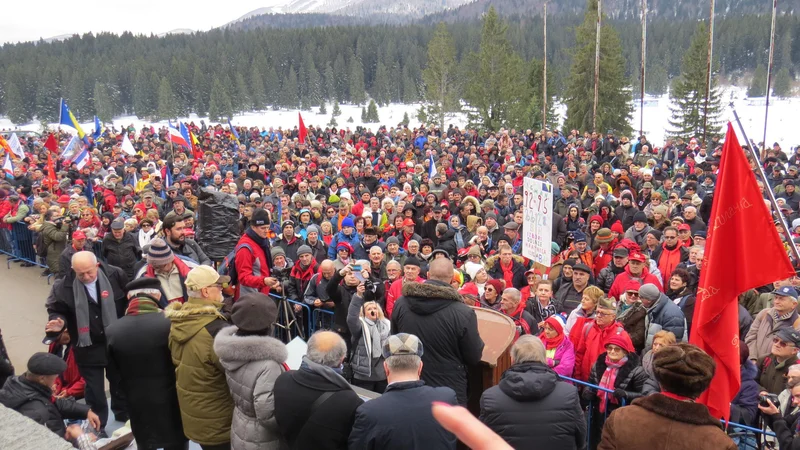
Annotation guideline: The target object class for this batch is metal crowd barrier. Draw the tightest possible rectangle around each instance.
[560,375,775,449]
[312,308,335,333]
[1,223,52,284]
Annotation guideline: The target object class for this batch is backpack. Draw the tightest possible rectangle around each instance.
[218,243,252,286]
[35,233,48,258]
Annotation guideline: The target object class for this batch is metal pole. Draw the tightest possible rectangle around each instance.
[703,0,716,145]
[763,0,778,151]
[593,0,602,132]
[640,0,647,137]
[731,106,800,262]
[543,2,548,136]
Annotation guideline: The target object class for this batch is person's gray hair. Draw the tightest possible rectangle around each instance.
[386,260,402,270]
[789,364,800,388]
[503,288,521,303]
[407,239,418,247]
[71,251,97,267]
[306,331,347,368]
[385,354,422,373]
[510,335,547,365]
[435,223,448,235]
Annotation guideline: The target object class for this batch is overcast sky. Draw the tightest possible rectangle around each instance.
[1,1,275,44]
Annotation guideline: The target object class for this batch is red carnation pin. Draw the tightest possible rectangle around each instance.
[101,290,109,298]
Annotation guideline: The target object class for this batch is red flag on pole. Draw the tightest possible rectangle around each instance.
[46,152,57,186]
[44,133,59,153]
[298,113,307,144]
[690,123,795,421]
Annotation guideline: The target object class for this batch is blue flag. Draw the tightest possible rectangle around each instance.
[92,116,102,140]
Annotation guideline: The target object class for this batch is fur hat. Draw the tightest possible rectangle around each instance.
[652,343,716,399]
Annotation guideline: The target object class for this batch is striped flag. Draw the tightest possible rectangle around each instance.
[2,153,13,178]
[73,148,90,170]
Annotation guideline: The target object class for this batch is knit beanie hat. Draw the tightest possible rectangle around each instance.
[610,222,624,234]
[306,224,321,236]
[341,217,355,228]
[232,293,278,333]
[271,247,286,260]
[147,238,173,266]
[544,315,565,336]
[604,331,635,354]
[463,261,484,281]
[633,211,648,224]
[297,245,312,257]
[486,279,505,294]
[466,245,482,258]
[653,204,669,217]
[386,236,400,246]
[652,343,716,399]
[589,214,604,225]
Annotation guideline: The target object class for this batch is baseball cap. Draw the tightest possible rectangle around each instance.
[677,224,691,232]
[185,265,231,290]
[382,333,424,359]
[773,286,799,301]
[628,251,646,262]
[110,218,125,230]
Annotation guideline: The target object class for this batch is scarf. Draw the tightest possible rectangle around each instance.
[245,227,274,272]
[539,316,565,350]
[658,243,683,283]
[360,315,390,359]
[138,228,155,248]
[125,296,160,316]
[73,268,117,347]
[598,355,627,413]
[499,259,515,290]
[300,356,353,391]
[290,259,319,281]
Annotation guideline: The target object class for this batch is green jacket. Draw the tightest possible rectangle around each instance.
[165,298,233,446]
[40,221,68,273]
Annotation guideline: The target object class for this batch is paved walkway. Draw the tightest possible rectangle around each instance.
[0,259,52,370]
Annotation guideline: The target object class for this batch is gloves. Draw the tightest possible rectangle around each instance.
[613,388,627,400]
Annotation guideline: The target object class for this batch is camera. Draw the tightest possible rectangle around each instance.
[759,393,780,408]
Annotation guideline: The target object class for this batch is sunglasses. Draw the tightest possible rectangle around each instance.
[485,287,495,292]
[626,291,640,297]
[774,338,796,348]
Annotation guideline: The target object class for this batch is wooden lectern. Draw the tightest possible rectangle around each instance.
[466,307,517,416]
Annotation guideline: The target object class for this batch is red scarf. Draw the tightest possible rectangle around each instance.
[598,355,627,413]
[500,259,515,290]
[539,316,565,350]
[660,391,694,402]
[657,243,683,283]
[290,259,319,281]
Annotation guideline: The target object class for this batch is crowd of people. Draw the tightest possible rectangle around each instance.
[0,121,799,449]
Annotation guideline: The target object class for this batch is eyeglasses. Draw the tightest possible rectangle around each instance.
[626,291,640,297]
[606,346,625,353]
[485,287,495,292]
[596,311,615,318]
[774,338,796,348]
[141,223,152,228]
[664,235,677,240]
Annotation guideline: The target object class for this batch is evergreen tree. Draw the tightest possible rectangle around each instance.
[361,107,368,122]
[773,67,793,98]
[301,96,311,111]
[304,53,322,106]
[402,65,419,103]
[423,23,460,131]
[328,114,338,127]
[250,65,267,110]
[234,72,252,113]
[209,77,233,122]
[324,62,336,101]
[417,106,428,124]
[333,55,347,102]
[133,69,156,119]
[564,0,632,135]
[349,56,367,105]
[646,65,669,96]
[668,22,723,140]
[281,66,299,109]
[94,81,117,123]
[332,100,342,117]
[462,7,528,131]
[4,81,30,124]
[347,116,354,123]
[524,59,558,132]
[366,99,380,122]
[35,68,62,123]
[748,64,767,97]
[402,111,410,126]
[319,102,327,114]
[157,77,178,120]
[192,65,210,117]
[263,67,280,109]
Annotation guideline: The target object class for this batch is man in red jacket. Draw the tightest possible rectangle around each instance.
[234,209,280,300]
[44,322,85,399]
[386,257,426,318]
[607,251,663,300]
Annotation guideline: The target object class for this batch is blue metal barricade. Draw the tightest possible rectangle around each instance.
[266,293,311,343]
[312,308,335,333]
[5,222,48,269]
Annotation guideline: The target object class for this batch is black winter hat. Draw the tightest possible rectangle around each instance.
[633,211,648,224]
[251,209,270,226]
[231,293,278,333]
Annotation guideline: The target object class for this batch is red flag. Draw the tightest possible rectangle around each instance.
[44,133,59,153]
[298,113,307,144]
[46,152,57,185]
[690,123,795,420]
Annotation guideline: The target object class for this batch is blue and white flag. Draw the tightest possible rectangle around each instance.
[428,153,438,179]
[73,148,90,170]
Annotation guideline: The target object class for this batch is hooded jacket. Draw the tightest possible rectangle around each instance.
[214,326,288,450]
[644,293,687,347]
[391,280,485,405]
[0,375,90,438]
[480,362,585,450]
[164,298,233,446]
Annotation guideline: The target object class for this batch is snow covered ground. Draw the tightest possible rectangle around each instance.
[0,86,797,150]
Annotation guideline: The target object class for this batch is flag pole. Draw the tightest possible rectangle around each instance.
[703,0,716,145]
[592,0,602,132]
[763,0,778,151]
[543,2,548,136]
[730,105,800,263]
[640,0,647,138]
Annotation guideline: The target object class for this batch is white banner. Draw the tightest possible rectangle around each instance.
[7,133,24,159]
[522,178,554,267]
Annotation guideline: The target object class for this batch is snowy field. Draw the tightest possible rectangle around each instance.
[0,86,796,150]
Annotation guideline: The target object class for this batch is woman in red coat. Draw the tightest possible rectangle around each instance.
[572,297,628,381]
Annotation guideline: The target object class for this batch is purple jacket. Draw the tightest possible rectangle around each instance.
[546,337,576,378]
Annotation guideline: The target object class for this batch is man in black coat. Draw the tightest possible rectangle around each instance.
[274,331,363,450]
[106,278,187,450]
[45,251,129,431]
[101,219,141,280]
[391,258,485,405]
[480,336,586,450]
[0,353,100,438]
[349,333,458,450]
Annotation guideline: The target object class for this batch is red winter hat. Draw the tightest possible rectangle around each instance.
[486,279,505,294]
[624,279,642,293]
[57,194,71,203]
[590,215,603,225]
[402,218,416,228]
[336,241,354,254]
[610,222,624,234]
[605,330,635,354]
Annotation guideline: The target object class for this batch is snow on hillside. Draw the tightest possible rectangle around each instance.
[0,88,797,151]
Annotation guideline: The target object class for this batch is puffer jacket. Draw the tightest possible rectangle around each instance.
[585,351,652,407]
[165,298,234,446]
[0,375,90,437]
[485,254,528,290]
[214,326,288,450]
[480,362,585,450]
[644,294,687,348]
[101,231,141,279]
[596,261,626,294]
[391,280,485,405]
[347,294,390,381]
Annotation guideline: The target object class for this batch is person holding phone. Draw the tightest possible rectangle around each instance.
[347,286,391,393]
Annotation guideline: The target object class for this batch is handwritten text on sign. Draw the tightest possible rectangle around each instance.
[522,178,554,266]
